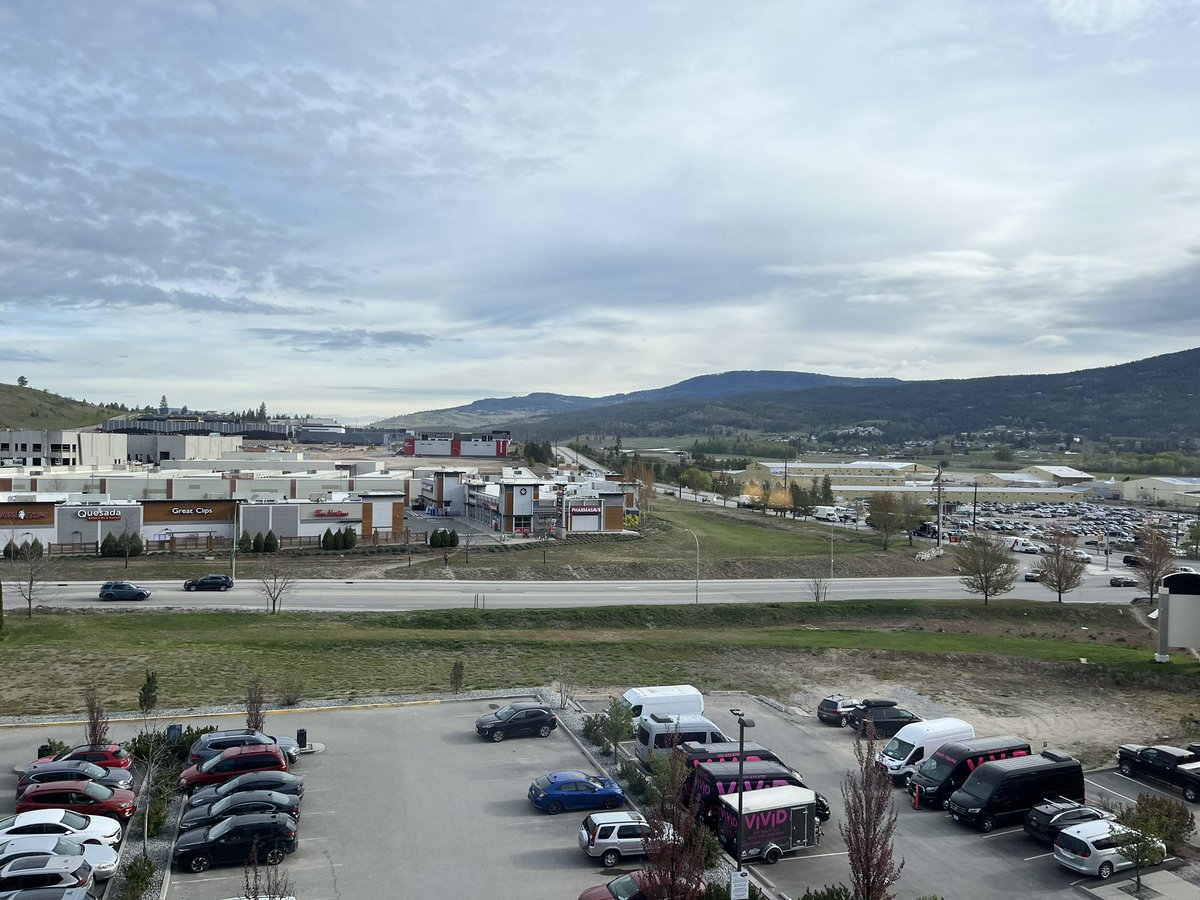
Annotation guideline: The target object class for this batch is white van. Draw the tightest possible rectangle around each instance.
[876,718,975,782]
[620,685,704,721]
[634,713,727,767]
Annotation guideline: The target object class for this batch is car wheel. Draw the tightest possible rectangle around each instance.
[765,847,781,864]
[137,593,148,601]
[1119,760,1133,776]
[979,815,996,833]
[1184,784,1199,803]
[101,594,114,601]
[838,715,848,727]
[603,795,621,809]
[490,729,505,743]
[537,725,552,738]
[1098,862,1114,879]
[185,584,196,592]
[546,800,563,815]
[188,854,211,873]
[600,849,621,868]
[219,584,229,591]
[265,846,285,865]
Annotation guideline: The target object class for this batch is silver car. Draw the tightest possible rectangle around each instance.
[1054,820,1164,880]
[578,811,665,868]
[0,834,120,880]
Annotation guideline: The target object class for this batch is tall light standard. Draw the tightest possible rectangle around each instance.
[683,527,700,604]
[729,708,755,872]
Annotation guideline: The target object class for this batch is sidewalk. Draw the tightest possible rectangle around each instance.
[1077,866,1200,899]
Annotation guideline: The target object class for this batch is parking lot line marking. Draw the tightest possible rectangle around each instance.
[777,851,850,860]
[979,826,1024,838]
[1023,852,1053,861]
[180,863,342,884]
[1087,777,1138,804]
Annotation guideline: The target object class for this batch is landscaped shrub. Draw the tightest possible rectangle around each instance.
[264,530,279,552]
[618,759,649,800]
[581,713,604,745]
[449,529,459,547]
[99,533,118,557]
[252,532,265,553]
[344,527,357,548]
[238,529,253,552]
[322,527,335,550]
[117,852,155,900]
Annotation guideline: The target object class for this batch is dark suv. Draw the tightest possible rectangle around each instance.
[475,702,558,742]
[97,581,151,601]
[183,574,234,592]
[1023,800,1114,845]
[188,729,301,765]
[817,695,860,727]
[849,700,922,738]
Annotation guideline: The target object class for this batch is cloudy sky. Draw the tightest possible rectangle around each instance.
[2,0,1198,420]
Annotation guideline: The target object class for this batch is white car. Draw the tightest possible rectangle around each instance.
[0,834,120,880]
[0,810,123,848]
[1054,819,1164,880]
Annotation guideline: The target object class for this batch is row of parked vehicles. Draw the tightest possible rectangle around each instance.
[818,692,1195,881]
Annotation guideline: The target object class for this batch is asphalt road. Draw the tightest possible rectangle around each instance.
[43,567,1142,612]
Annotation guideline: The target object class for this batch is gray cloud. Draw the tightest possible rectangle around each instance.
[241,327,437,352]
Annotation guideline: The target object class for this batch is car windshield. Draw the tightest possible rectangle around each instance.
[606,874,642,900]
[52,837,83,855]
[198,754,224,773]
[882,738,914,761]
[80,763,105,778]
[534,776,553,790]
[958,768,1002,802]
[82,782,113,800]
[208,818,234,840]
[60,811,89,830]
[917,754,957,783]
[493,705,517,721]
[585,776,605,789]
[211,795,236,815]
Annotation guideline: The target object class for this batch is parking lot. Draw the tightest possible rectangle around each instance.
[2,695,1195,900]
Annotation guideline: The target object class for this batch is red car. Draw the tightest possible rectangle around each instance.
[24,744,132,771]
[578,871,705,900]
[15,780,136,820]
[177,745,288,794]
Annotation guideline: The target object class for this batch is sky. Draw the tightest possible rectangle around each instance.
[1,0,1198,421]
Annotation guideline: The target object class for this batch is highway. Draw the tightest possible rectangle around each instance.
[43,569,1140,613]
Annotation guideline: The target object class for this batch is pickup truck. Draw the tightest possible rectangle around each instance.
[1116,744,1200,802]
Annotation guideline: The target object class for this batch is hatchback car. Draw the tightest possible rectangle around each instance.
[1054,819,1164,879]
[529,771,624,815]
[475,702,558,742]
[578,811,659,868]
[188,729,301,765]
[178,745,289,794]
[186,772,305,810]
[0,810,123,848]
[24,744,132,772]
[17,762,134,800]
[97,581,151,602]
[1110,575,1138,587]
[0,835,120,881]
[183,574,234,592]
[816,695,859,727]
[179,791,301,832]
[1023,800,1115,845]
[172,813,298,873]
[0,856,93,894]
[15,782,136,821]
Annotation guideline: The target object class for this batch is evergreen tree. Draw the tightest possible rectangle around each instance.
[100,534,117,557]
[322,528,335,551]
[264,530,279,552]
[449,529,459,547]
[345,527,357,549]
[822,474,835,504]
[252,532,265,553]
[2,539,13,560]
[238,530,253,552]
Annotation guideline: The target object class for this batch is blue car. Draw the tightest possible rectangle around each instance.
[528,771,624,815]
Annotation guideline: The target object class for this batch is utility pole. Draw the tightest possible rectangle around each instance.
[935,462,945,549]
[972,479,979,534]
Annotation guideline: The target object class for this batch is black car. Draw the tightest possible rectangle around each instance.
[186,771,305,810]
[850,702,922,738]
[1110,575,1137,587]
[179,790,301,831]
[188,729,301,765]
[172,812,298,873]
[16,761,134,800]
[474,702,558,742]
[183,574,234,592]
[1023,800,1114,845]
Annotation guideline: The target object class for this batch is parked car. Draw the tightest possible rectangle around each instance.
[187,772,305,810]
[96,581,151,602]
[1110,575,1138,587]
[474,702,558,742]
[850,703,923,739]
[577,870,704,900]
[188,729,301,765]
[179,791,301,832]
[177,745,289,794]
[183,574,234,592]
[1117,743,1200,802]
[1023,800,1115,845]
[578,811,661,868]
[1024,571,1041,582]
[816,694,860,727]
[0,835,120,881]
[23,744,132,771]
[1123,555,1144,567]
[1054,819,1164,879]
[0,857,93,894]
[16,762,134,800]
[172,813,298,873]
[15,782,136,821]
[0,811,123,848]
[528,771,624,815]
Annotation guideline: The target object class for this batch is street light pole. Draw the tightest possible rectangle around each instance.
[729,708,755,872]
[684,527,700,604]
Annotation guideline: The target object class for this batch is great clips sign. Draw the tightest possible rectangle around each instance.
[142,500,236,523]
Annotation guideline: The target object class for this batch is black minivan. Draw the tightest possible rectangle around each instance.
[908,735,1032,809]
[948,749,1084,832]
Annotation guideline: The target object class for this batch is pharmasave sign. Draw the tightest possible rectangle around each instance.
[142,500,236,523]
[0,503,55,523]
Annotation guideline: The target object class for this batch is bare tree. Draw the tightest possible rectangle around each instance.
[449,660,465,694]
[955,533,1019,606]
[459,529,477,563]
[641,747,709,900]
[83,685,110,747]
[245,676,266,733]
[242,833,296,900]
[715,473,740,508]
[4,534,54,618]
[841,725,904,900]
[808,573,830,602]
[1135,526,1176,603]
[255,568,297,614]
[1036,528,1089,603]
[900,495,927,547]
[624,460,657,521]
[551,656,574,709]
[867,493,904,550]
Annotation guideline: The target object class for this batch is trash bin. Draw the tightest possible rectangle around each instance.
[296,728,308,750]
[166,723,183,742]
[37,743,51,759]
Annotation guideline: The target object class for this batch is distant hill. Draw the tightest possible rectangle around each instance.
[0,383,113,430]
[374,371,902,430]
[493,348,1200,444]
